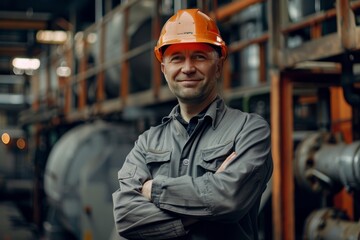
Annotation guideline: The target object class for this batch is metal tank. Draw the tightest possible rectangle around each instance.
[44,121,136,240]
[84,1,155,101]
[227,3,267,87]
[287,0,336,48]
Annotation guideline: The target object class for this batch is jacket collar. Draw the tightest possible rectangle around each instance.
[162,97,226,130]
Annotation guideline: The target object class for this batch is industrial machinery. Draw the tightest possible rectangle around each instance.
[295,132,360,193]
[74,1,158,103]
[43,121,136,240]
[295,132,360,239]
[0,0,357,239]
[304,208,360,240]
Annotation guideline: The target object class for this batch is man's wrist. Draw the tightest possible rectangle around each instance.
[151,175,168,207]
[142,180,153,200]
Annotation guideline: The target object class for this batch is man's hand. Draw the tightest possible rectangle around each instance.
[142,180,153,200]
[216,151,237,173]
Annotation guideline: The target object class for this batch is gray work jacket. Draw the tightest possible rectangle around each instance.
[113,98,273,240]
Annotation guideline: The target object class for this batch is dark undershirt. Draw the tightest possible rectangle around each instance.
[175,97,218,135]
[175,104,212,135]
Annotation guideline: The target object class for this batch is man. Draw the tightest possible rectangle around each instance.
[113,9,273,240]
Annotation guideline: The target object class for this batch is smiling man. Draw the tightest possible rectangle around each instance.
[113,9,273,240]
[161,43,222,121]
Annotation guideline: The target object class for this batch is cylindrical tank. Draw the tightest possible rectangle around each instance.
[84,1,155,102]
[227,3,267,87]
[44,121,136,240]
[288,0,335,22]
[287,0,336,48]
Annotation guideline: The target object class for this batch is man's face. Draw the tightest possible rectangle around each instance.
[161,43,223,104]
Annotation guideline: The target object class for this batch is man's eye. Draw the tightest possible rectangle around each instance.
[193,55,206,61]
[170,56,182,62]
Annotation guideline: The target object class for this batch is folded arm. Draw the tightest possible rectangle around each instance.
[112,134,187,240]
[149,117,273,222]
[113,116,273,238]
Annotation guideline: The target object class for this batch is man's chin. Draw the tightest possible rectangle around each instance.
[177,95,204,104]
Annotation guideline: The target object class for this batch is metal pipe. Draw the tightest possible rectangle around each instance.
[294,132,360,193]
[304,208,360,240]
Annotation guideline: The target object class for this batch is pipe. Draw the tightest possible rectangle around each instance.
[304,208,360,240]
[294,132,360,193]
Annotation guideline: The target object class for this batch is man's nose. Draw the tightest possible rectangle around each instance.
[181,58,196,74]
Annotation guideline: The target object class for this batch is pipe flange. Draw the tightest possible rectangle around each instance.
[294,132,342,192]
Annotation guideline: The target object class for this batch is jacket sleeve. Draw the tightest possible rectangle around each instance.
[151,115,273,222]
[112,132,187,239]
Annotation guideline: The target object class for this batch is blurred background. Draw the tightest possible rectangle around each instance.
[0,0,359,239]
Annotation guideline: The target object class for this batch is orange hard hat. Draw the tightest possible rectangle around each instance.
[154,9,227,62]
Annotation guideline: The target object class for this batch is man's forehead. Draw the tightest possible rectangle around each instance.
[163,43,215,55]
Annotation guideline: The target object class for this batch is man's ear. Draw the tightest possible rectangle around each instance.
[161,63,169,83]
[161,63,165,74]
[216,57,225,79]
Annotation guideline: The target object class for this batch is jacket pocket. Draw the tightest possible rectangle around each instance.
[199,141,234,172]
[145,149,171,176]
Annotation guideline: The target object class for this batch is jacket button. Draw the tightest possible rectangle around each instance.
[183,158,189,166]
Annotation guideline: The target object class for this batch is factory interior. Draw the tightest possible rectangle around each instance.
[0,0,359,239]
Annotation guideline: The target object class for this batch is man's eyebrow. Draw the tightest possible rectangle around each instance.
[164,49,215,57]
[175,50,211,55]
[193,50,208,54]
[164,50,181,56]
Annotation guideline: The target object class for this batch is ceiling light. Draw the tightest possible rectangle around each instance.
[17,138,26,150]
[12,58,40,70]
[56,66,71,77]
[36,30,68,44]
[1,133,10,145]
[56,61,71,77]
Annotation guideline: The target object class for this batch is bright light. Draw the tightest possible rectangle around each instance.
[56,61,71,77]
[16,138,26,150]
[56,66,71,77]
[1,133,10,144]
[13,67,24,75]
[87,33,97,44]
[12,58,40,70]
[36,30,68,44]
[74,31,83,41]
